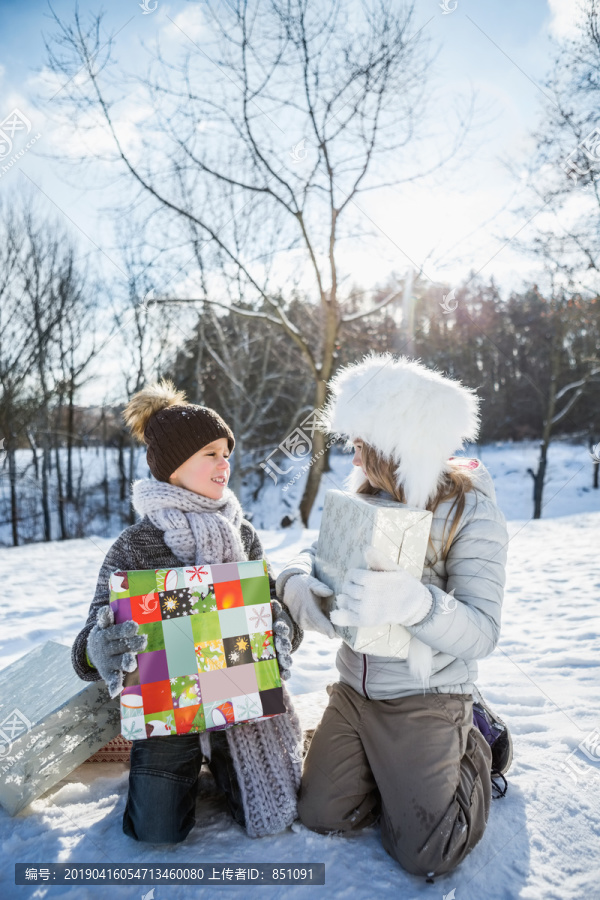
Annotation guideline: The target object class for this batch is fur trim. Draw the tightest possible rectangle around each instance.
[322,353,480,509]
[123,379,188,443]
[344,464,368,495]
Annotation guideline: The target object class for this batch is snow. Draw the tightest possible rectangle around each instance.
[0,442,599,899]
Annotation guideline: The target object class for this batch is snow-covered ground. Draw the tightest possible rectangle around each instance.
[0,443,599,899]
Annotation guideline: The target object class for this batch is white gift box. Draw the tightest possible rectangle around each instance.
[314,490,432,657]
[0,641,120,816]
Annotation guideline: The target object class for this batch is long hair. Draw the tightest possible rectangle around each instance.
[355,442,475,563]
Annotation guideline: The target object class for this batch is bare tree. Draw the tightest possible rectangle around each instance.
[515,0,600,285]
[13,211,66,540]
[0,197,100,542]
[54,253,98,535]
[0,209,36,546]
[45,0,474,522]
[525,284,600,518]
[172,299,312,501]
[111,248,179,522]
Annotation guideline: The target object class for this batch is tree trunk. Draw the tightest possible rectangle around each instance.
[299,379,328,527]
[591,438,599,489]
[55,439,67,540]
[229,433,243,501]
[41,441,52,541]
[527,438,548,520]
[118,433,127,501]
[194,315,206,405]
[66,385,75,501]
[26,432,39,481]
[102,413,110,522]
[7,443,19,547]
[525,303,562,521]
[128,437,137,525]
[103,445,110,522]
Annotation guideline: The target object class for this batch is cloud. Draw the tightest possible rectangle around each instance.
[162,5,208,44]
[547,0,586,38]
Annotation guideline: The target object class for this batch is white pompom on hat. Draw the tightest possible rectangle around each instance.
[320,353,481,509]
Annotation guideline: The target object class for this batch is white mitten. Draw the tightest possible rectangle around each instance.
[331,546,433,628]
[283,574,336,639]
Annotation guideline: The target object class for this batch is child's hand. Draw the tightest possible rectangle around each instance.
[271,599,293,681]
[87,606,148,698]
[331,546,433,628]
[282,573,336,638]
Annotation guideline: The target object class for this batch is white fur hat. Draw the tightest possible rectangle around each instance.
[321,353,481,508]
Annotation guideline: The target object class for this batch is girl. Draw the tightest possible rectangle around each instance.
[72,381,303,843]
[276,353,511,881]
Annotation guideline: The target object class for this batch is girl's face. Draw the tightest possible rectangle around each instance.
[169,437,231,499]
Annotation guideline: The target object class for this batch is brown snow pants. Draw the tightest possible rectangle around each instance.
[298,682,492,878]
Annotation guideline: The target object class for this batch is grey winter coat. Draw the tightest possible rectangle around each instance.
[276,460,508,700]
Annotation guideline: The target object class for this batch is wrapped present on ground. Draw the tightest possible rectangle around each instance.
[0,641,120,816]
[110,559,286,739]
[314,490,432,658]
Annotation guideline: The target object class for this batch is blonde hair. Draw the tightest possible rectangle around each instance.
[355,441,475,563]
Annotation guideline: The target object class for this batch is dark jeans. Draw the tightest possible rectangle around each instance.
[122,730,245,843]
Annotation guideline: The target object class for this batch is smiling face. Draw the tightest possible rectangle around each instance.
[168,437,231,499]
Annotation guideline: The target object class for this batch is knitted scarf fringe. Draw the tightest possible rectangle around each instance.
[225,682,303,838]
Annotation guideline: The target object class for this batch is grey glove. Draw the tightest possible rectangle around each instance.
[87,605,148,699]
[271,598,293,681]
[283,573,336,639]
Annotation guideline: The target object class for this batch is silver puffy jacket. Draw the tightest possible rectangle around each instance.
[275,460,509,700]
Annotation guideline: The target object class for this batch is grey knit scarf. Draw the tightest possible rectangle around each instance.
[131,479,247,565]
[131,477,302,837]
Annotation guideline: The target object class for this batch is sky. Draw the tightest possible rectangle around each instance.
[0,0,590,400]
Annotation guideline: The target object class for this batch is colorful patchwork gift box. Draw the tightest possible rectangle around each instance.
[109,559,285,740]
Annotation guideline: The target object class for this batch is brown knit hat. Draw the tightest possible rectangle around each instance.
[123,380,235,482]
